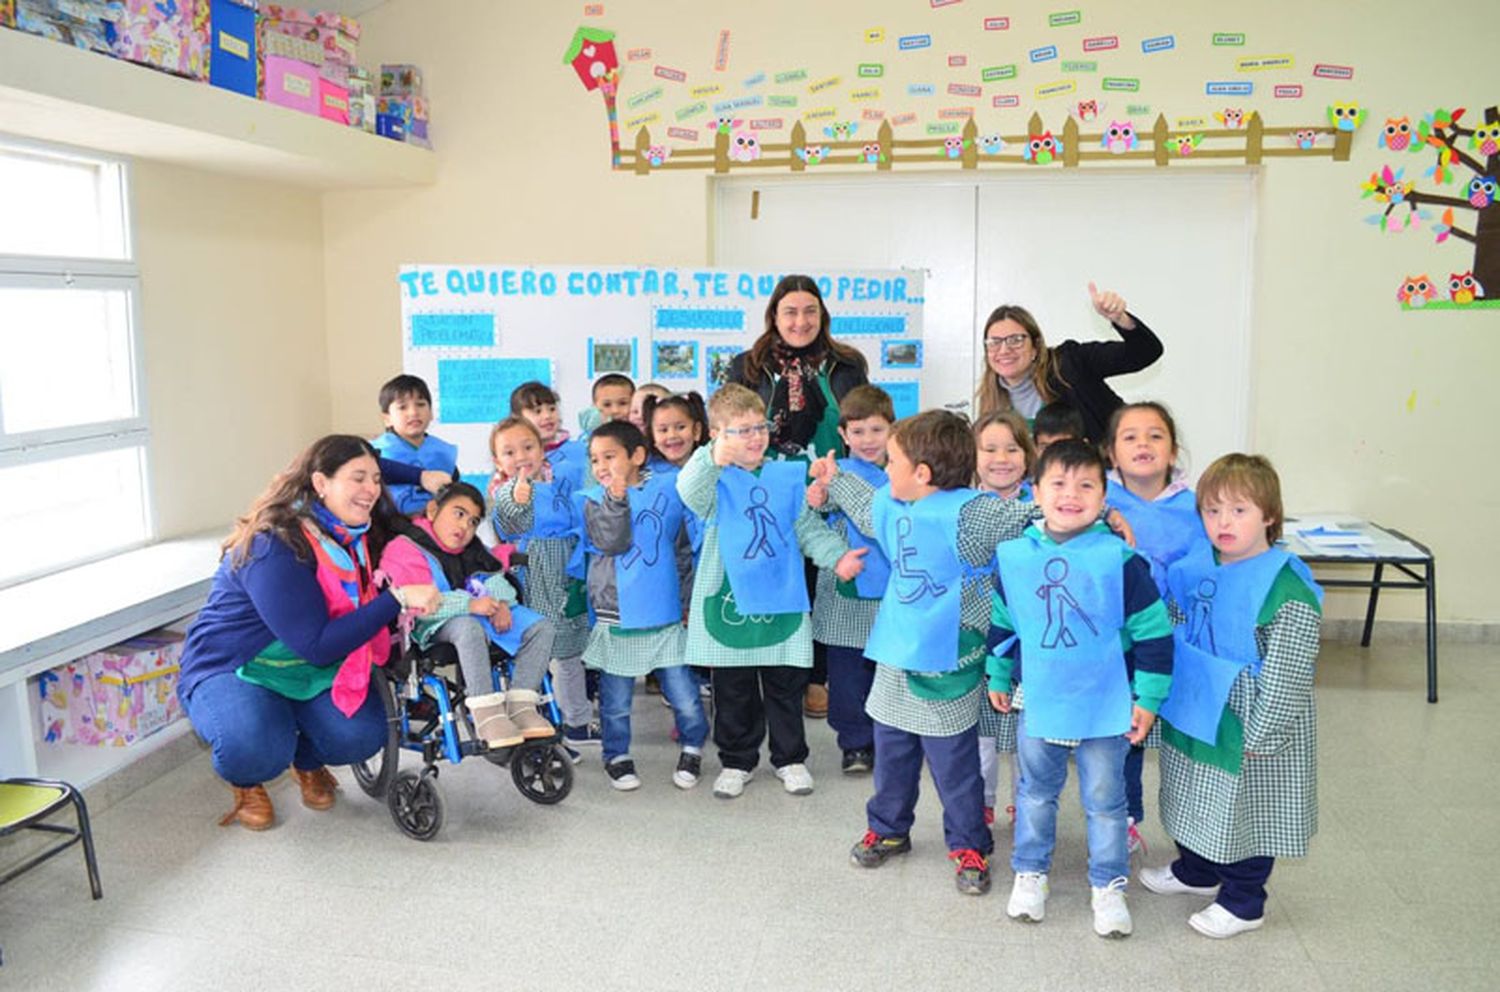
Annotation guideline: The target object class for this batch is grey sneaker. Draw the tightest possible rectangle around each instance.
[713,767,753,799]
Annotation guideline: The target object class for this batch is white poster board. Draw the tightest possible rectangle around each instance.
[397,264,926,484]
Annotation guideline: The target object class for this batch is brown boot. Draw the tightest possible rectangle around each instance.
[218,785,274,830]
[804,683,829,719]
[468,691,524,748]
[503,689,556,740]
[292,766,340,811]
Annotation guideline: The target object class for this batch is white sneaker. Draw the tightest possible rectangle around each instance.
[1139,864,1220,897]
[1189,902,1264,939]
[775,762,815,795]
[1091,876,1133,938]
[1006,872,1049,922]
[712,768,753,799]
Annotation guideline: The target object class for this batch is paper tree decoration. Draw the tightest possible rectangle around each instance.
[1362,104,1500,310]
[564,26,622,168]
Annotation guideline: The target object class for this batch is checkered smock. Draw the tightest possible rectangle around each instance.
[1159,564,1323,862]
[491,480,592,660]
[825,472,1038,737]
[811,512,882,649]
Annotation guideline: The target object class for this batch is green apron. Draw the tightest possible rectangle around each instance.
[237,639,337,701]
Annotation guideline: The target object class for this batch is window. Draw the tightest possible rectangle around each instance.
[0,139,149,587]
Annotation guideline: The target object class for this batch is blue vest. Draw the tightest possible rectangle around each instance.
[716,461,809,615]
[1106,481,1206,597]
[995,528,1133,740]
[834,458,893,599]
[648,459,705,562]
[863,488,981,672]
[575,474,685,630]
[371,432,459,515]
[525,438,587,539]
[415,547,543,657]
[1158,543,1321,744]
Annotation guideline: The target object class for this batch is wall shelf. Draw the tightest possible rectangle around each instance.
[0,28,436,189]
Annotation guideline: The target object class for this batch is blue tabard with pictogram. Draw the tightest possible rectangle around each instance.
[996,528,1133,740]
[834,458,893,599]
[575,473,685,630]
[415,547,542,657]
[1105,481,1207,597]
[370,433,459,515]
[863,488,977,672]
[714,460,809,615]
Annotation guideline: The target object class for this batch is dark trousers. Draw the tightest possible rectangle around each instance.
[1125,743,1145,822]
[805,559,827,685]
[867,721,991,855]
[1174,843,1276,920]
[822,643,876,752]
[712,665,810,771]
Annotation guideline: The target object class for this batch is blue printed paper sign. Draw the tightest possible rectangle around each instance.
[876,380,921,419]
[411,312,496,348]
[1030,45,1059,63]
[438,357,550,424]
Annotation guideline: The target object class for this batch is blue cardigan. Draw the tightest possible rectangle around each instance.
[178,532,401,702]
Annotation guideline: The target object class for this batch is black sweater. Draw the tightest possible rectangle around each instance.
[1006,313,1164,442]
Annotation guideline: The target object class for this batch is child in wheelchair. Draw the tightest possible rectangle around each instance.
[379,482,558,749]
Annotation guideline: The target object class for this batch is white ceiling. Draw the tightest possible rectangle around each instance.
[311,1,391,17]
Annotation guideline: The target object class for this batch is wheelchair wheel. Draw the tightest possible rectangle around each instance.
[511,742,573,805]
[350,675,399,798]
[387,769,444,841]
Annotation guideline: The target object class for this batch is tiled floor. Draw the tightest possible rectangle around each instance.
[2,640,1496,991]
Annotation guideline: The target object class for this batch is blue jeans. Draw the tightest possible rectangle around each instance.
[1012,712,1130,887]
[183,671,387,788]
[598,666,709,764]
[1124,743,1145,823]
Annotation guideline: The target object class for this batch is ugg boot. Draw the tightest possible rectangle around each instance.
[503,688,557,740]
[468,691,524,748]
[292,766,340,811]
[218,785,274,830]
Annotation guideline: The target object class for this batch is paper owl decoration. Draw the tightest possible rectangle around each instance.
[1470,123,1500,158]
[1022,131,1062,164]
[1378,117,1413,151]
[1072,99,1103,122]
[1397,275,1436,308]
[728,131,761,162]
[1292,129,1319,150]
[976,133,1006,155]
[1102,120,1138,154]
[1448,271,1484,305]
[1469,175,1497,209]
[795,145,828,165]
[1170,134,1203,157]
[823,121,858,141]
[1214,108,1245,129]
[941,136,967,159]
[646,145,671,167]
[709,115,742,135]
[860,142,884,164]
[1329,102,1366,132]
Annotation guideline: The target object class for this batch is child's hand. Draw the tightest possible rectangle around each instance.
[1088,281,1137,329]
[711,435,735,467]
[1125,705,1155,744]
[833,547,868,581]
[1106,508,1136,547]
[512,467,533,505]
[806,480,828,509]
[420,470,453,495]
[807,450,839,485]
[400,584,441,616]
[468,596,499,617]
[605,474,629,501]
[989,690,1011,713]
[491,602,513,633]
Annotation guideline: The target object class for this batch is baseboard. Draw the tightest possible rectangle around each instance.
[1322,618,1500,645]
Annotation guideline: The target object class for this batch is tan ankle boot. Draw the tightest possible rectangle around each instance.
[219,784,274,830]
[292,766,340,811]
[468,691,524,748]
[503,688,556,740]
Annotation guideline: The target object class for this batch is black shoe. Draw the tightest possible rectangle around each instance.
[672,751,702,789]
[606,758,641,791]
[850,831,912,868]
[951,849,992,896]
[841,748,874,774]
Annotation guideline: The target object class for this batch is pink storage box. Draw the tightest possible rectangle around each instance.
[264,54,321,115]
[261,3,359,65]
[260,28,322,66]
[33,631,185,747]
[110,0,210,81]
[318,77,349,125]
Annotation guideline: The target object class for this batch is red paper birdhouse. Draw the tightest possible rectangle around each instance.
[563,26,618,91]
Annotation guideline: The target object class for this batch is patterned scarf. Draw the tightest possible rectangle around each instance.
[767,338,828,456]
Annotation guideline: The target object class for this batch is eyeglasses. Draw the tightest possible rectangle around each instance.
[984,333,1031,353]
[721,423,771,438]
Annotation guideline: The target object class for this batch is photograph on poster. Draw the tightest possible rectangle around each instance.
[880,339,923,368]
[654,340,700,378]
[591,340,635,375]
[705,345,738,394]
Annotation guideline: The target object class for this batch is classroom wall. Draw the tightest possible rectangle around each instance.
[134,161,330,538]
[325,0,1496,624]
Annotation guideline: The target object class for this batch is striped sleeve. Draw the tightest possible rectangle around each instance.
[1121,551,1174,713]
[985,572,1019,685]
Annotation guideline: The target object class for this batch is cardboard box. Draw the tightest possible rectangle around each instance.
[33,631,185,747]
[375,113,405,141]
[379,62,424,97]
[261,3,358,65]
[208,0,257,97]
[259,26,321,66]
[263,53,320,115]
[318,76,349,125]
[108,0,210,81]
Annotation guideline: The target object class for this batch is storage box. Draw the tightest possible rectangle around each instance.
[263,53,320,115]
[13,0,116,53]
[33,631,185,747]
[261,3,358,65]
[379,62,424,97]
[259,26,321,66]
[2,1,16,29]
[318,76,349,125]
[108,0,210,81]
[208,0,256,97]
[375,113,405,141]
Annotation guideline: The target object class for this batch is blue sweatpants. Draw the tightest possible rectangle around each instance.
[866,720,990,854]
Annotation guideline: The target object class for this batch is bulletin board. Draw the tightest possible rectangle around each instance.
[397,264,926,478]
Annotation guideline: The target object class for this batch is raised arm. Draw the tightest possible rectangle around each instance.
[676,444,722,519]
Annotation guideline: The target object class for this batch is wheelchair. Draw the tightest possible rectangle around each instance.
[349,627,575,841]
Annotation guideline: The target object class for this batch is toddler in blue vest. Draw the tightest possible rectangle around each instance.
[988,439,1174,938]
[812,410,1038,897]
[370,374,459,516]
[577,372,636,436]
[573,421,707,791]
[1143,453,1323,939]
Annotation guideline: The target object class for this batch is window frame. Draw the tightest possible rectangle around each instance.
[0,137,153,588]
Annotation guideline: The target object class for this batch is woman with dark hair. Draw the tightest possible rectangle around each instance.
[974,284,1163,443]
[727,274,870,462]
[178,435,441,831]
